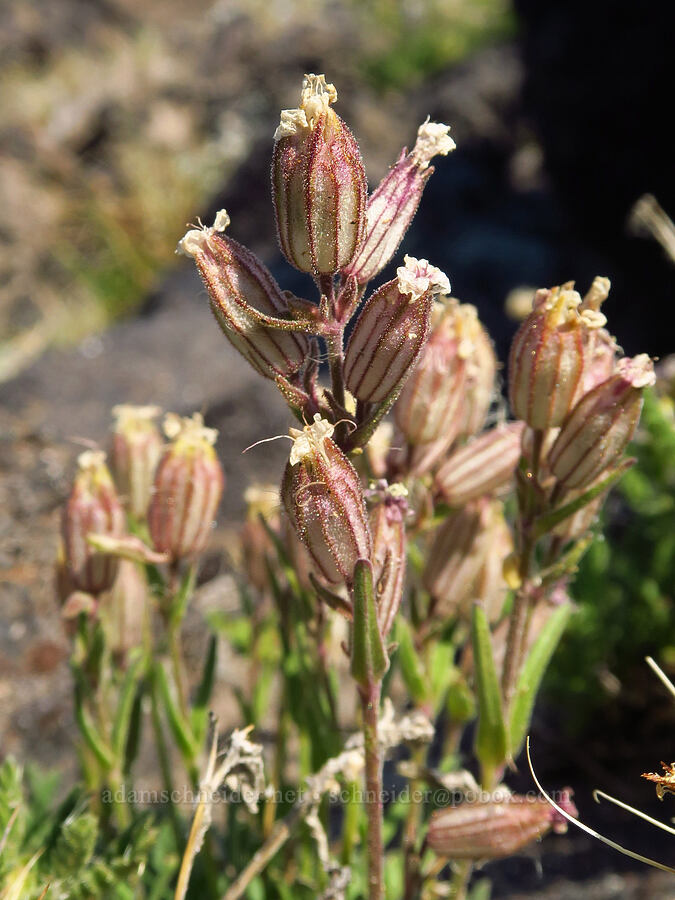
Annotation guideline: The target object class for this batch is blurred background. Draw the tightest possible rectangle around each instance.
[1,0,674,895]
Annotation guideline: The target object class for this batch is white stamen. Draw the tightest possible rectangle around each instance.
[289,413,335,465]
[412,118,456,169]
[176,209,230,257]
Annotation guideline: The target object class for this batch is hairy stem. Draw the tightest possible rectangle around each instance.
[360,680,384,900]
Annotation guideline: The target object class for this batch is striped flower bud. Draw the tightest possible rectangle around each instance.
[103,560,147,663]
[548,354,655,490]
[474,502,513,622]
[344,256,450,404]
[281,414,371,586]
[110,404,162,520]
[460,315,498,437]
[423,500,493,619]
[178,210,310,379]
[272,74,367,275]
[366,481,408,638]
[148,413,225,560]
[344,119,455,285]
[509,283,607,429]
[394,300,481,473]
[435,422,524,507]
[62,451,125,595]
[427,792,576,859]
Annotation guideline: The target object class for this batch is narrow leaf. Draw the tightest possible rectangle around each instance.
[350,559,388,687]
[309,573,353,620]
[471,604,507,777]
[112,652,146,760]
[74,685,114,771]
[395,619,427,704]
[169,566,197,627]
[153,663,196,760]
[534,460,634,538]
[509,603,572,756]
[191,635,218,744]
[123,688,144,776]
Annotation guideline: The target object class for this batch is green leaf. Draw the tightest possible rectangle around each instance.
[73,685,114,771]
[509,603,572,756]
[395,619,427,704]
[533,460,634,538]
[309,573,353,619]
[471,604,507,780]
[350,559,388,688]
[169,566,197,627]
[445,670,476,724]
[153,663,196,761]
[48,812,97,878]
[123,687,144,776]
[112,651,146,761]
[191,634,218,744]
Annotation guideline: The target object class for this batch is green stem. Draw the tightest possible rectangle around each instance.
[450,860,473,899]
[169,621,190,721]
[403,745,425,900]
[501,538,535,710]
[150,671,183,849]
[340,780,360,866]
[326,331,346,411]
[360,681,384,900]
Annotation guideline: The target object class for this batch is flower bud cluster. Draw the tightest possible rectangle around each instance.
[178,73,453,439]
[390,299,498,476]
[60,406,225,618]
[509,279,655,501]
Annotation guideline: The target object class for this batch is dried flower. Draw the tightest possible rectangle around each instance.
[509,283,608,429]
[344,119,455,285]
[642,761,675,799]
[148,413,225,560]
[549,354,655,489]
[111,404,162,520]
[344,256,450,404]
[281,415,371,585]
[62,450,125,595]
[427,792,576,859]
[272,74,367,275]
[178,210,310,379]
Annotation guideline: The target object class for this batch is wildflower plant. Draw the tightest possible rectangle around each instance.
[9,73,661,899]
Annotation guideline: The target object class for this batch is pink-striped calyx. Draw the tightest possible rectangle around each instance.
[281,414,371,586]
[148,413,225,561]
[272,74,367,275]
[344,118,455,286]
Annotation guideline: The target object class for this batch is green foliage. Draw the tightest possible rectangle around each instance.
[471,604,507,784]
[0,761,163,899]
[354,0,515,92]
[545,390,675,723]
